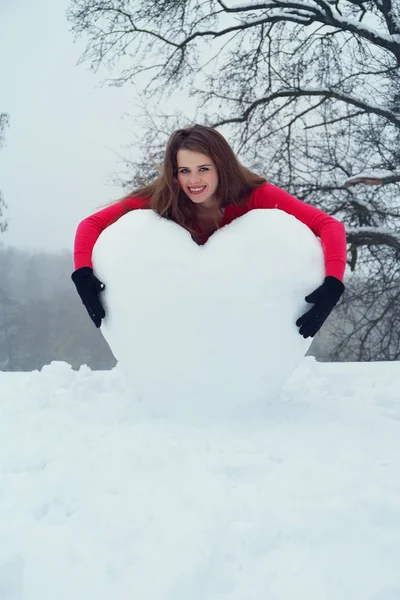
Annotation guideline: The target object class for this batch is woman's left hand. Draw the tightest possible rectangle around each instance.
[296,276,345,339]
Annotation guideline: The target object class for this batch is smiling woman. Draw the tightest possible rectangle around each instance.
[72,124,269,258]
[71,124,347,339]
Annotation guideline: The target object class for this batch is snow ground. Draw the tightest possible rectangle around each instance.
[1,358,400,600]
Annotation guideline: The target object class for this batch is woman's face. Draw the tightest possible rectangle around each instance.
[176,149,219,207]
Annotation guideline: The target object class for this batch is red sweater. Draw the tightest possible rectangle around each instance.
[73,182,347,280]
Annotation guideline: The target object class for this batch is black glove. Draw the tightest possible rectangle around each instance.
[296,276,345,339]
[71,267,106,328]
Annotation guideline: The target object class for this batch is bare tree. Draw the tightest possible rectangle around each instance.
[0,113,9,234]
[67,0,400,359]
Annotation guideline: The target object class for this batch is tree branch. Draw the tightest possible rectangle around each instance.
[212,87,400,128]
[213,0,400,57]
[344,172,400,187]
[346,227,400,252]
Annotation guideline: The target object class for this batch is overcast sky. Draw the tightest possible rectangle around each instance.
[0,0,196,256]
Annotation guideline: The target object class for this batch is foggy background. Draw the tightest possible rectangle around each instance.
[0,0,137,369]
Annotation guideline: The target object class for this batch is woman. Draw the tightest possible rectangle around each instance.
[71,124,347,339]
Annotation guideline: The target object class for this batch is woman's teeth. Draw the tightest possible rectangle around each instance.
[189,186,206,194]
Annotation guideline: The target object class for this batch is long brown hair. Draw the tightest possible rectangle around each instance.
[118,124,267,240]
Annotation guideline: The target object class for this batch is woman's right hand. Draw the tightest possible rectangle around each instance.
[71,267,106,328]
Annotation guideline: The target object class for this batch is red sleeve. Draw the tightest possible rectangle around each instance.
[73,197,149,270]
[251,183,347,281]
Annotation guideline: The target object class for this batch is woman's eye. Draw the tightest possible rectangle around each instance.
[179,167,209,173]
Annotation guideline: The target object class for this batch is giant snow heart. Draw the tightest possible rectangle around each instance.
[92,209,324,420]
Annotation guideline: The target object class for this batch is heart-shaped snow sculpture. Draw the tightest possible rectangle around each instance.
[93,209,324,420]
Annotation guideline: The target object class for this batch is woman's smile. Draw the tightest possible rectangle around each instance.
[188,185,207,195]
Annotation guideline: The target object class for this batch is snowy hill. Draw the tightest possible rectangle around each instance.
[1,358,400,600]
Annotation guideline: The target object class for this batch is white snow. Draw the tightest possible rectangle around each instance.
[1,358,400,599]
[92,208,324,421]
[346,226,400,242]
[2,206,400,599]
[344,170,399,186]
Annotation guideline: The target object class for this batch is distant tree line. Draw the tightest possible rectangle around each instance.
[0,244,116,371]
